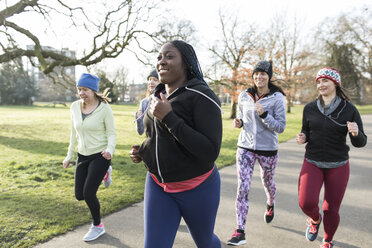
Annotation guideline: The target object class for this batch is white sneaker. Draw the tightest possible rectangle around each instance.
[83,224,105,241]
[103,166,112,188]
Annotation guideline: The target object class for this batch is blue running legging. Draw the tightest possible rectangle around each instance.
[144,167,221,248]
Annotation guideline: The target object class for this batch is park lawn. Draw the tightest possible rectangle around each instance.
[0,103,370,248]
[0,104,147,248]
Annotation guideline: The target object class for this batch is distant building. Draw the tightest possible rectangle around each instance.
[126,82,147,103]
[26,45,77,102]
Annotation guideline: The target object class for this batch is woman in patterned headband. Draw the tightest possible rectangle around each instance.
[296,67,367,248]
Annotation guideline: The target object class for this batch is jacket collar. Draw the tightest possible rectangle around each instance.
[153,78,205,98]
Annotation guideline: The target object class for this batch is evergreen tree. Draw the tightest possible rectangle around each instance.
[96,71,118,104]
[0,62,36,105]
[326,43,362,103]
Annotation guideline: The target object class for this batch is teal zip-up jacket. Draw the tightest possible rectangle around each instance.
[63,99,116,163]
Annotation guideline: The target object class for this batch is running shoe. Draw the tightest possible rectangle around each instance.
[264,203,274,223]
[103,165,112,188]
[83,223,105,241]
[227,229,246,246]
[305,216,322,241]
[320,239,334,248]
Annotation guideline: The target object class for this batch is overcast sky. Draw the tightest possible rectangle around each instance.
[120,0,371,83]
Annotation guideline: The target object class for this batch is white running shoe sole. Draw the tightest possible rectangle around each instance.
[227,240,247,246]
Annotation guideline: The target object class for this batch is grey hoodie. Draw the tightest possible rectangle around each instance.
[237,87,286,151]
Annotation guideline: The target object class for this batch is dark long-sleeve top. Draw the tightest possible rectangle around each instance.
[301,99,367,162]
[139,78,223,183]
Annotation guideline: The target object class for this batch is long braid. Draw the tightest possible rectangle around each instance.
[170,40,206,84]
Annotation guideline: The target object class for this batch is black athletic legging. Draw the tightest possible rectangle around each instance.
[75,153,110,226]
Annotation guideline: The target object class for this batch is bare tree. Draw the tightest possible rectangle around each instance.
[207,12,258,119]
[316,8,372,103]
[0,0,159,77]
[261,14,313,112]
[113,66,129,103]
[130,17,197,66]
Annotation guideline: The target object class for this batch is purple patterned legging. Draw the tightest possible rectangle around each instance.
[235,147,278,230]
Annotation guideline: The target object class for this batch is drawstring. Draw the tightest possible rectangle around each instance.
[133,89,177,123]
[133,103,150,122]
[185,87,224,113]
[134,87,223,123]
[325,101,347,127]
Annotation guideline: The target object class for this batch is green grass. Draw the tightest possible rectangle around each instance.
[355,104,372,115]
[0,103,370,248]
[0,104,145,248]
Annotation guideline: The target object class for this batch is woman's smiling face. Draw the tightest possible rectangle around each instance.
[253,71,269,89]
[156,42,187,86]
[316,78,336,97]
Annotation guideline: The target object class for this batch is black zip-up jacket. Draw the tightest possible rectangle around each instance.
[302,99,367,162]
[139,78,223,183]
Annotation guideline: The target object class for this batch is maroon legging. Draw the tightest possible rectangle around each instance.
[298,159,349,241]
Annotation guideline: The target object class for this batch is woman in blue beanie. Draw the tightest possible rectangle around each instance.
[63,73,116,242]
[135,69,160,135]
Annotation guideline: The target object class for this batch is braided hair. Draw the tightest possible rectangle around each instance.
[169,40,206,84]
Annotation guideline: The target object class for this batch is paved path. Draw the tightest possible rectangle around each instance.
[35,115,372,248]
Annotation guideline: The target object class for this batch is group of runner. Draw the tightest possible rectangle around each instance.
[63,40,367,248]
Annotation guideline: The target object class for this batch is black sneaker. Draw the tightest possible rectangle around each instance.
[305,216,322,241]
[227,229,246,246]
[264,204,274,223]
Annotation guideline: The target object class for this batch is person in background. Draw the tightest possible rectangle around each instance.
[135,69,160,135]
[228,60,286,246]
[296,67,367,248]
[63,73,116,242]
[130,40,223,248]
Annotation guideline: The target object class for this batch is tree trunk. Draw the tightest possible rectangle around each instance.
[286,94,291,113]
[230,100,237,119]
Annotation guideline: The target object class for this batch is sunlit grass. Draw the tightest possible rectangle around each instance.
[0,103,146,248]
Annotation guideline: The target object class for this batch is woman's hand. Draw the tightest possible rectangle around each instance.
[149,93,172,121]
[233,118,242,128]
[136,110,143,119]
[101,151,112,160]
[255,102,264,115]
[130,145,142,163]
[296,133,306,144]
[347,121,359,136]
[63,160,70,168]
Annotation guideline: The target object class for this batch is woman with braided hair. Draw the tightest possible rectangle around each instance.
[296,67,367,248]
[129,40,223,248]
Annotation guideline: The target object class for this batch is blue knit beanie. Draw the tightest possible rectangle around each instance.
[77,73,99,92]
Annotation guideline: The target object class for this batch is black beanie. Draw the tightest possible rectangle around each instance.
[252,60,273,79]
[147,69,159,80]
